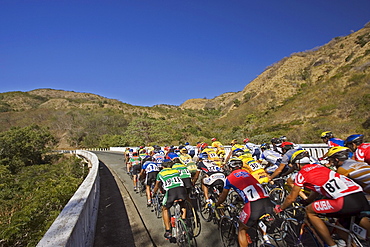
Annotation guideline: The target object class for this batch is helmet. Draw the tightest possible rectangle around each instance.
[185,142,189,145]
[232,148,245,157]
[230,139,238,145]
[321,131,333,139]
[211,138,217,142]
[280,142,294,150]
[345,134,364,146]
[227,158,243,169]
[200,142,208,150]
[143,155,154,162]
[243,138,250,143]
[326,146,350,161]
[271,138,281,144]
[290,150,310,164]
[279,136,287,141]
[260,143,270,150]
[198,152,208,159]
[180,148,188,154]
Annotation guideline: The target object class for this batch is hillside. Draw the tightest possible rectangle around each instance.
[0,23,369,148]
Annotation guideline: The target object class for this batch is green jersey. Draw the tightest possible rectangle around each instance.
[157,168,184,191]
[172,163,192,179]
[129,156,141,166]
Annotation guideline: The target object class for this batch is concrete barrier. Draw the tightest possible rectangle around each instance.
[37,150,100,247]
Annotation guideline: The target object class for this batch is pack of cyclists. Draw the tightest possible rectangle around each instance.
[124,133,370,247]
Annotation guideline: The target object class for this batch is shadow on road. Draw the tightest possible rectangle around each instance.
[94,161,135,247]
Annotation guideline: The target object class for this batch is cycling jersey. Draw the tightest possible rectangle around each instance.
[241,157,269,184]
[152,153,165,168]
[281,148,303,165]
[294,163,363,199]
[211,141,226,156]
[224,169,269,203]
[202,148,222,166]
[179,153,192,165]
[327,137,345,147]
[244,142,261,160]
[172,163,192,179]
[337,159,370,194]
[129,156,141,166]
[261,149,282,165]
[196,159,223,175]
[142,161,160,173]
[354,143,370,165]
[156,167,184,191]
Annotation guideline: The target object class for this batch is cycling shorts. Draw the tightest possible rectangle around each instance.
[240,197,273,227]
[145,171,159,186]
[162,186,187,208]
[132,165,141,175]
[312,192,370,216]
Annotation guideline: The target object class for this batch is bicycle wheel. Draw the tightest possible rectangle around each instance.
[139,181,145,197]
[299,224,322,247]
[154,194,163,218]
[176,218,197,247]
[268,188,285,205]
[184,200,201,237]
[281,218,304,247]
[199,200,212,222]
[219,216,239,247]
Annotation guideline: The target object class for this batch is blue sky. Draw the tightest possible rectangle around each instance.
[1,1,369,106]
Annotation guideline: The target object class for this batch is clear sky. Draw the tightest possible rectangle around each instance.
[1,1,369,106]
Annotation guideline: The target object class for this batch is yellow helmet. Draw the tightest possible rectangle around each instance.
[230,139,238,145]
[320,131,333,139]
[326,146,350,160]
[290,150,310,164]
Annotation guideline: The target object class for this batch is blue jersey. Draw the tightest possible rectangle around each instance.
[142,161,159,173]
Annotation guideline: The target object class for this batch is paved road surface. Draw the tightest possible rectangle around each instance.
[93,151,222,247]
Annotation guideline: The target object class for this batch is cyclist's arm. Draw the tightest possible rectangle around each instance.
[215,188,229,207]
[192,170,200,184]
[269,163,285,180]
[281,185,301,210]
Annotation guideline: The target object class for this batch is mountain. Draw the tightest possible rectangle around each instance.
[0,23,369,148]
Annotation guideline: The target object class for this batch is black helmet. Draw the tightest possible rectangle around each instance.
[271,138,281,144]
[326,147,350,161]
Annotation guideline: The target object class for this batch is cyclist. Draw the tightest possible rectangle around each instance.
[271,137,283,154]
[178,148,192,165]
[139,155,160,206]
[320,131,346,160]
[259,143,282,174]
[199,142,223,167]
[276,150,370,247]
[211,138,226,160]
[152,159,187,240]
[172,158,193,196]
[128,151,141,191]
[124,147,130,164]
[233,148,269,184]
[225,139,250,163]
[192,152,225,205]
[184,142,196,158]
[345,134,370,165]
[152,146,165,170]
[268,141,303,181]
[243,138,261,160]
[215,158,273,247]
[327,146,370,194]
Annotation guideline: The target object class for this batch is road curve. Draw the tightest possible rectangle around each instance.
[93,151,223,247]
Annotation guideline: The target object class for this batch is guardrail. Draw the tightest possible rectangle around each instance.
[110,144,329,159]
[37,150,100,247]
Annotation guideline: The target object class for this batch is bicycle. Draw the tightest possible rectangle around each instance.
[318,210,370,247]
[199,182,225,223]
[184,199,201,237]
[219,203,279,247]
[277,204,322,247]
[170,200,197,247]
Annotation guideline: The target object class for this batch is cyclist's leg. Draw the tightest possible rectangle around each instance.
[238,202,252,247]
[306,203,336,246]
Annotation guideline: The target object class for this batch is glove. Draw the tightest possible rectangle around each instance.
[274,204,283,213]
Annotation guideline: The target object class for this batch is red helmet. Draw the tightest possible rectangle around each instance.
[243,138,250,143]
[200,142,208,150]
[280,142,294,150]
[211,138,216,142]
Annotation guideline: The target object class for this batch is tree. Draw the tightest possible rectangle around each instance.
[0,125,56,174]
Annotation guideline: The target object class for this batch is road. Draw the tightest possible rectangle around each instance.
[93,151,222,247]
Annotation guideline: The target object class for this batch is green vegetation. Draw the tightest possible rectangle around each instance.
[0,125,88,246]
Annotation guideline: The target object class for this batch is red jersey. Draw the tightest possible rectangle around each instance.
[294,163,362,199]
[224,169,268,203]
[354,143,370,165]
